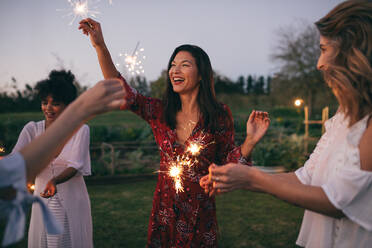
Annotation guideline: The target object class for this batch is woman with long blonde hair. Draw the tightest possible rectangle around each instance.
[201,1,372,247]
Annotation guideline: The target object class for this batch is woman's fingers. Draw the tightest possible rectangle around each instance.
[248,110,256,124]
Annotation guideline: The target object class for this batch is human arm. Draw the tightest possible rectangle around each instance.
[359,117,372,172]
[20,79,124,182]
[205,163,344,218]
[40,167,77,198]
[240,110,270,158]
[78,18,119,79]
[215,106,268,165]
[78,19,163,123]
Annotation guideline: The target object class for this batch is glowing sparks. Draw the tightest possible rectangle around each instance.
[169,164,182,178]
[168,164,184,193]
[187,143,201,156]
[116,42,146,76]
[58,0,100,25]
[0,146,4,153]
[27,183,35,193]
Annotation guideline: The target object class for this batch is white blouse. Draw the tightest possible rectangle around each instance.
[12,120,91,176]
[0,153,62,247]
[12,120,93,248]
[295,112,372,248]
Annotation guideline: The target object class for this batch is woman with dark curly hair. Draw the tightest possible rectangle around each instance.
[12,70,93,248]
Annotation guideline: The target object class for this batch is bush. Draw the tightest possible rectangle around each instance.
[252,132,306,171]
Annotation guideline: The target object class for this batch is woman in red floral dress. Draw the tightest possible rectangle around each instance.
[79,18,270,247]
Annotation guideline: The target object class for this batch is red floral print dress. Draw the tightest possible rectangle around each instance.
[119,76,251,248]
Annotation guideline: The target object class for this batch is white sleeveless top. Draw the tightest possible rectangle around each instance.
[295,112,372,248]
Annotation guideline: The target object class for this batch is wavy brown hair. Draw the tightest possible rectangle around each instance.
[315,0,372,126]
[162,44,230,132]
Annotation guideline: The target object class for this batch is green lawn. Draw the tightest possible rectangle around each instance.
[2,179,303,248]
[0,111,145,128]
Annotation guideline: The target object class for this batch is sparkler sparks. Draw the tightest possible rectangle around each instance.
[27,183,35,193]
[187,143,202,156]
[168,163,184,193]
[0,146,4,153]
[59,0,100,25]
[116,42,146,76]
[157,129,215,194]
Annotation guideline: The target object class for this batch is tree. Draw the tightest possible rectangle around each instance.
[237,76,245,94]
[150,70,167,99]
[271,24,332,116]
[253,76,265,95]
[266,76,272,95]
[129,76,149,96]
[246,75,253,94]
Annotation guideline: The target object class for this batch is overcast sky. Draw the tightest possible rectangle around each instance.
[0,0,343,91]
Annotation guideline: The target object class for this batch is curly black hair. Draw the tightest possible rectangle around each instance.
[35,70,77,105]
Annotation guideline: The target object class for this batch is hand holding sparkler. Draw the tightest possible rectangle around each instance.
[40,180,57,198]
[79,18,105,48]
[200,163,262,196]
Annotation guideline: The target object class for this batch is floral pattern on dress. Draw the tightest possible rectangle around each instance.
[119,75,251,248]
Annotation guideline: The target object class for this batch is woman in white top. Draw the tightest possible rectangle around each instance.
[200,1,372,247]
[12,70,93,248]
[1,78,124,247]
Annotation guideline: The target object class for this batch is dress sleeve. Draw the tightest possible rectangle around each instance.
[321,115,372,231]
[65,125,91,176]
[295,114,337,185]
[11,122,37,153]
[215,105,251,166]
[118,74,162,124]
[0,153,62,246]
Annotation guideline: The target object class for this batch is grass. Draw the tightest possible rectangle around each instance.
[1,179,303,248]
[0,111,145,128]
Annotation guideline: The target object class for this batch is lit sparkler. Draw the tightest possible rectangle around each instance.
[58,0,100,25]
[187,143,202,156]
[168,163,184,193]
[27,183,35,193]
[157,129,215,194]
[0,146,4,153]
[116,41,146,76]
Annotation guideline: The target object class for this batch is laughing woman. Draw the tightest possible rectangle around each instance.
[79,19,269,247]
[12,70,93,248]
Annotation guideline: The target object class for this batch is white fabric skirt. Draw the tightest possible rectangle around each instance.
[40,194,72,248]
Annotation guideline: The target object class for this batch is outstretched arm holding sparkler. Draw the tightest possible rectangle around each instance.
[1,79,124,197]
[79,18,119,79]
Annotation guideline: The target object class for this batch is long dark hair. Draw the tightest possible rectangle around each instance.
[315,0,372,126]
[162,44,230,132]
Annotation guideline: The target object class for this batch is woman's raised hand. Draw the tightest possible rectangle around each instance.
[78,18,105,48]
[246,110,270,145]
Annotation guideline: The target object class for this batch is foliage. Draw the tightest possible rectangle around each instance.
[129,76,150,96]
[149,70,167,99]
[0,70,87,113]
[253,133,306,171]
[270,24,336,117]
